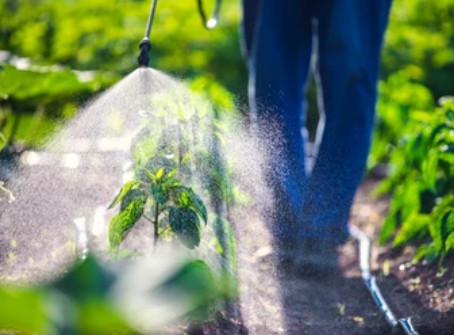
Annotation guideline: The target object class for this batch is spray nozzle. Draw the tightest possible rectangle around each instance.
[138,38,151,67]
[137,0,222,68]
[137,0,158,68]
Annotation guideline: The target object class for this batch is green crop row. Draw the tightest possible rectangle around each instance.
[372,96,454,266]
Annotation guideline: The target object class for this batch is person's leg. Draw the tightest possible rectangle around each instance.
[246,0,314,238]
[300,0,392,244]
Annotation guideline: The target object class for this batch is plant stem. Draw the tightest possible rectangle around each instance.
[153,201,159,251]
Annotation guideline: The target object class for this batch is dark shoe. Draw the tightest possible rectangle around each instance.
[276,236,339,277]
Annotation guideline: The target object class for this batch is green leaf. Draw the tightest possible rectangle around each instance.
[0,286,47,333]
[136,259,223,324]
[109,195,146,250]
[108,181,139,209]
[445,232,454,252]
[169,207,201,249]
[120,189,146,211]
[440,210,454,252]
[379,210,398,245]
[413,244,437,263]
[155,167,165,180]
[422,150,438,191]
[156,260,217,319]
[393,214,429,247]
[429,197,454,255]
[77,299,132,335]
[171,186,208,225]
[187,188,208,225]
[53,255,115,301]
[0,133,5,151]
[144,156,177,176]
[401,182,421,219]
[151,182,169,205]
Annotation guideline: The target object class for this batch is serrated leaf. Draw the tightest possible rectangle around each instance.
[108,181,138,209]
[169,207,201,249]
[109,196,146,250]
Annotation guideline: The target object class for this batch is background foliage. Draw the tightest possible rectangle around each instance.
[1,0,453,267]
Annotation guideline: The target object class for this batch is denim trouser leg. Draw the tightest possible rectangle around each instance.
[246,1,314,238]
[300,0,392,244]
[244,0,392,244]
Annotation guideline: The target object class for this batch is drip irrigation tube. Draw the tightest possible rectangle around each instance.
[349,225,420,335]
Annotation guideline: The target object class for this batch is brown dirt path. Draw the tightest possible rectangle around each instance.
[228,179,454,335]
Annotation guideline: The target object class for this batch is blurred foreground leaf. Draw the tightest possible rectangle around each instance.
[0,286,47,333]
[53,255,115,301]
[0,254,232,334]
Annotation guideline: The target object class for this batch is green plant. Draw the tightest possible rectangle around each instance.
[108,156,208,252]
[0,255,223,334]
[369,72,434,169]
[376,97,454,265]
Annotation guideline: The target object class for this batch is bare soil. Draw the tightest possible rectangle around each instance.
[197,179,454,335]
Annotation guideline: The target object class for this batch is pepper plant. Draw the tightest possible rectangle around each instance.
[376,96,454,266]
[108,156,207,252]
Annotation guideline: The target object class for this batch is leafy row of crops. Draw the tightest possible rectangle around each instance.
[373,97,454,266]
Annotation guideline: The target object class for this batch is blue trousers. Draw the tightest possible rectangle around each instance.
[243,0,392,244]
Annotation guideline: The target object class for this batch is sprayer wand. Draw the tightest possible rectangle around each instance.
[138,0,158,67]
[137,0,222,67]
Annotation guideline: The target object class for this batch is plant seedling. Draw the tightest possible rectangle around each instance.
[108,156,208,252]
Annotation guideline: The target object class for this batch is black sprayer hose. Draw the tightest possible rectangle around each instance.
[138,0,158,67]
